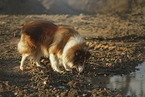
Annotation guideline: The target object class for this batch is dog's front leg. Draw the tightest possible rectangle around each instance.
[49,53,63,73]
[63,62,73,72]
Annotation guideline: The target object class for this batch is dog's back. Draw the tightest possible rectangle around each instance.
[18,20,58,56]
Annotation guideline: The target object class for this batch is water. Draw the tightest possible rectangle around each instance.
[89,62,145,97]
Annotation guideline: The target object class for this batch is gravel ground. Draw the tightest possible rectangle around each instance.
[0,14,145,96]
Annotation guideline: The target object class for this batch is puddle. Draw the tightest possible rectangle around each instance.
[89,62,145,96]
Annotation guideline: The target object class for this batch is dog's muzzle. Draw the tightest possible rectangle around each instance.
[76,65,84,73]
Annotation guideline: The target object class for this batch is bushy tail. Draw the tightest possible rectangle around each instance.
[17,34,29,54]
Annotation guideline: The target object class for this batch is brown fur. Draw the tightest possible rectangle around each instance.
[18,20,90,72]
[21,20,57,50]
[66,43,90,66]
[53,27,78,54]
[19,20,79,56]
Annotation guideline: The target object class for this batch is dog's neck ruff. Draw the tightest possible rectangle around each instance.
[63,35,84,55]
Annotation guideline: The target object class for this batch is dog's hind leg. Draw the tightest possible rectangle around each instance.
[20,54,30,71]
[34,59,46,68]
[33,54,46,69]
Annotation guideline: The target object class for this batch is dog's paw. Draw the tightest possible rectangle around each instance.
[54,69,64,74]
[65,68,72,72]
[20,66,24,71]
[59,71,64,74]
[37,65,46,69]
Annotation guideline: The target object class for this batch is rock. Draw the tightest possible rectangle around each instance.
[68,89,78,97]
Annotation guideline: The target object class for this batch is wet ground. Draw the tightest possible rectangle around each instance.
[0,14,145,96]
[89,61,145,97]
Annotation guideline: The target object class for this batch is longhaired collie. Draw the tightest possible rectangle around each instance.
[18,20,90,73]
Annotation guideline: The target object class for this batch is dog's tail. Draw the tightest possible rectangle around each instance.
[18,32,35,54]
[17,34,27,54]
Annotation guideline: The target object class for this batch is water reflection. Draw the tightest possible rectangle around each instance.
[90,62,145,96]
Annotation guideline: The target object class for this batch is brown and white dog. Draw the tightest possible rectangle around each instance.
[18,20,90,73]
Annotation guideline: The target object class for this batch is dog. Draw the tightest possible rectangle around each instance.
[18,20,90,73]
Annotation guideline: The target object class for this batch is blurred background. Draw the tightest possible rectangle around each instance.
[0,0,144,15]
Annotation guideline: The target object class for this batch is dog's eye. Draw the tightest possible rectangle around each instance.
[74,55,82,62]
[75,51,81,56]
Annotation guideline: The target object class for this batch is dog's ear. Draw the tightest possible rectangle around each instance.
[85,51,91,59]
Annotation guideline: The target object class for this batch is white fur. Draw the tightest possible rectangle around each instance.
[20,54,29,71]
[63,62,73,71]
[41,47,49,57]
[48,35,85,72]
[17,35,27,54]
[63,35,84,54]
[62,35,84,69]
[77,65,84,73]
[18,37,45,70]
[49,53,63,73]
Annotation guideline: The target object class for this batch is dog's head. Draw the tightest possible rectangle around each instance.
[73,49,90,72]
[66,44,90,73]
